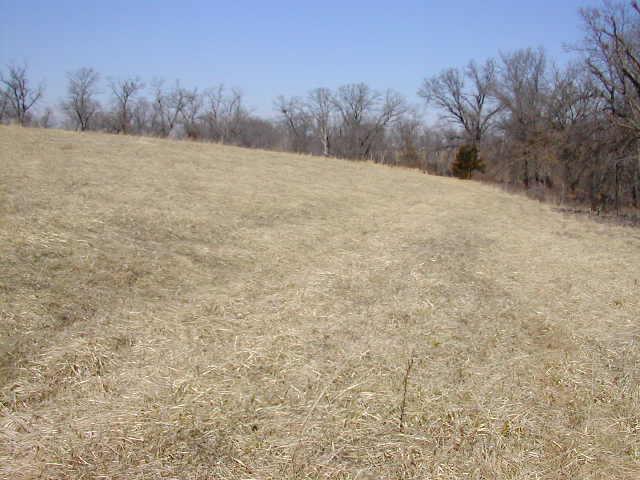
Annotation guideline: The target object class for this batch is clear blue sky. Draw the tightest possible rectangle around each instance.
[1,0,602,117]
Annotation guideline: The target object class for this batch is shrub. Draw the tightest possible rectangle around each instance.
[452,144,485,179]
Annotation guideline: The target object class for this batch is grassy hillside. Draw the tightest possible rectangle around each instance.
[1,126,639,479]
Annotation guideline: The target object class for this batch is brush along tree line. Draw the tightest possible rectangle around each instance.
[2,1,640,211]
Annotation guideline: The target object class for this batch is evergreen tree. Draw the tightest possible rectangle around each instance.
[452,144,485,179]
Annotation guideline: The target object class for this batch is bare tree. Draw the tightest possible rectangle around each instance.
[202,85,247,143]
[541,63,603,200]
[369,89,409,156]
[150,79,189,136]
[418,59,501,144]
[546,63,600,130]
[108,76,144,134]
[392,110,423,168]
[0,63,44,126]
[331,83,407,159]
[234,116,280,149]
[580,1,640,203]
[495,47,549,188]
[0,90,8,123]
[275,88,337,156]
[36,107,55,129]
[181,88,202,138]
[580,2,640,131]
[275,95,313,152]
[307,87,334,156]
[496,48,549,138]
[131,98,151,134]
[62,67,100,131]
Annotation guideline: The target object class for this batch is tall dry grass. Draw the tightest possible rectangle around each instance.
[1,126,639,479]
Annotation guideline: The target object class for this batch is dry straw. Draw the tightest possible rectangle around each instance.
[1,126,639,478]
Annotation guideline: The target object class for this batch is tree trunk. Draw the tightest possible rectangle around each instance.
[590,172,598,212]
[615,161,620,216]
[636,146,640,209]
[321,132,330,157]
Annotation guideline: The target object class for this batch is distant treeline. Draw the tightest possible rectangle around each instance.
[2,1,640,214]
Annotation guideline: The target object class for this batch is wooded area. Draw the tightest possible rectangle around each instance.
[2,1,640,214]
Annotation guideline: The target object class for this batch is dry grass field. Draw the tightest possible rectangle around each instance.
[1,125,639,479]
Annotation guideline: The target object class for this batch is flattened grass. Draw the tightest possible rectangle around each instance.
[1,126,639,478]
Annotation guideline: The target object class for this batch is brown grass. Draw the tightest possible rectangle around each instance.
[1,125,639,479]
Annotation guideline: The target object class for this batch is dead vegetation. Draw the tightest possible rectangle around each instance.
[1,126,639,479]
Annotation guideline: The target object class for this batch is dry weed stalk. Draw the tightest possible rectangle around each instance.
[399,355,415,431]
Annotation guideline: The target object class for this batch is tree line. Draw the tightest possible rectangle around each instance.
[2,1,640,214]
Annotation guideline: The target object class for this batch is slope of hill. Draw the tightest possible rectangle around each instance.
[1,126,639,479]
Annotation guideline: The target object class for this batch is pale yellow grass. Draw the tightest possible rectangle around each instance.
[1,126,639,479]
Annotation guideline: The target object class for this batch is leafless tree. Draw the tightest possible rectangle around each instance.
[108,76,144,134]
[181,88,202,138]
[62,67,100,131]
[0,90,9,123]
[332,83,407,159]
[203,85,247,143]
[275,84,407,160]
[392,110,423,168]
[495,47,549,188]
[307,87,334,156]
[580,2,640,130]
[275,95,313,152]
[580,1,640,202]
[546,63,600,130]
[150,79,189,136]
[131,98,151,134]
[234,116,281,149]
[419,59,501,144]
[37,107,55,129]
[496,48,548,138]
[541,64,603,200]
[0,63,44,126]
